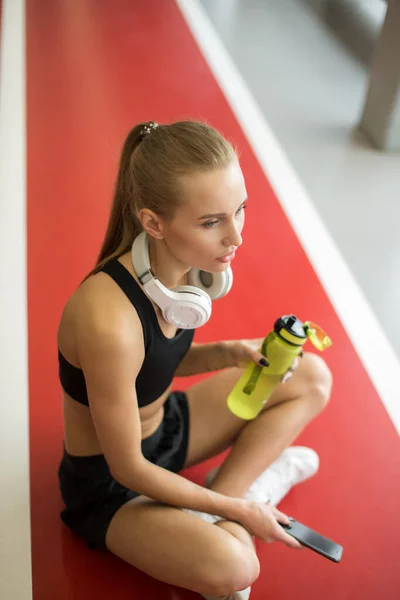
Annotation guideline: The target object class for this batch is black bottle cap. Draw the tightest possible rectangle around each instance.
[274,314,307,340]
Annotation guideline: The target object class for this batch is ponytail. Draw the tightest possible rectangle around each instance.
[81,123,146,282]
[81,120,236,284]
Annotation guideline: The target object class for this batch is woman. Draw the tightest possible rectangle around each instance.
[57,120,332,600]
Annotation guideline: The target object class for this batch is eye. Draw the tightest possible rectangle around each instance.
[201,203,247,229]
[202,220,219,229]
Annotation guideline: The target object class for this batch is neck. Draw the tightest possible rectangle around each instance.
[148,236,190,289]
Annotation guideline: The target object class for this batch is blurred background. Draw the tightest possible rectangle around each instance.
[200,0,400,359]
[1,1,399,599]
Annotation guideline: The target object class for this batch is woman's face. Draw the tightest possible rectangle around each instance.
[162,159,247,273]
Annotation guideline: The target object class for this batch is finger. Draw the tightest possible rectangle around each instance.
[240,342,269,367]
[271,507,291,525]
[281,358,299,383]
[251,341,270,366]
[281,371,293,384]
[285,536,303,550]
[252,348,269,366]
[258,356,270,367]
[289,357,300,374]
[252,350,269,367]
[276,528,303,550]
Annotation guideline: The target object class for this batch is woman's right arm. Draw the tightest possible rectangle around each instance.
[75,297,241,517]
[76,296,300,548]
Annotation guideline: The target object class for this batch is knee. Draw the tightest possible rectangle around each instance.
[199,536,260,597]
[302,353,333,415]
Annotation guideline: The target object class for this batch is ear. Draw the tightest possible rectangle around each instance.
[138,208,165,240]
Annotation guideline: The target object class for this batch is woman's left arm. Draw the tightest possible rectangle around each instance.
[174,338,271,377]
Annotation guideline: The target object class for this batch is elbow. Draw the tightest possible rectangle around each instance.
[110,454,146,490]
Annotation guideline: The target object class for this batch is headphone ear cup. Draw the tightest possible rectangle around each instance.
[173,285,212,306]
[188,268,233,300]
[131,230,213,329]
[167,285,212,328]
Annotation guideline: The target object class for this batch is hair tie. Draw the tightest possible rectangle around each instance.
[140,121,158,140]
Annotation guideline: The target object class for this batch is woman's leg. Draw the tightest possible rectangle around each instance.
[184,352,333,498]
[105,496,259,597]
[106,353,331,597]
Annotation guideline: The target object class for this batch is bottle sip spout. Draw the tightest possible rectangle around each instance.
[304,321,332,352]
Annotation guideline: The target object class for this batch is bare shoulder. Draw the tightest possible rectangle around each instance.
[57,269,144,367]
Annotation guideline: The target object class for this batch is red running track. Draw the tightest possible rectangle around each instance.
[26,1,399,598]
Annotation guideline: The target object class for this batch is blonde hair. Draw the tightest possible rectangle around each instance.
[82,120,236,282]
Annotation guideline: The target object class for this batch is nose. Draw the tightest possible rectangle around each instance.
[223,221,243,249]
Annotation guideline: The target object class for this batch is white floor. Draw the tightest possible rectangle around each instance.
[200,0,400,360]
[0,1,32,598]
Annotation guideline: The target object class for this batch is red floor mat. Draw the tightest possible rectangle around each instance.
[26,1,399,598]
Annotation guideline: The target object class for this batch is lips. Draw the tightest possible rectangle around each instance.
[217,250,236,263]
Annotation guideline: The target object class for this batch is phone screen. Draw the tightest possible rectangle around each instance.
[281,519,343,563]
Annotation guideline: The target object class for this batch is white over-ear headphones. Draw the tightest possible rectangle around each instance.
[131,231,233,329]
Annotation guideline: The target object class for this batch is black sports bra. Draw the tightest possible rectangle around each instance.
[58,258,194,407]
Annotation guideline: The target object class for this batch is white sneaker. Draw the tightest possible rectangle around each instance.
[201,586,251,600]
[205,446,319,507]
[181,508,222,524]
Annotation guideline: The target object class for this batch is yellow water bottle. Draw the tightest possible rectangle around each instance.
[227,314,332,420]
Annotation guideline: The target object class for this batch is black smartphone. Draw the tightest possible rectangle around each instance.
[280,517,343,563]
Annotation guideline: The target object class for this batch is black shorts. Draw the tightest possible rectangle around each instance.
[58,391,190,551]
